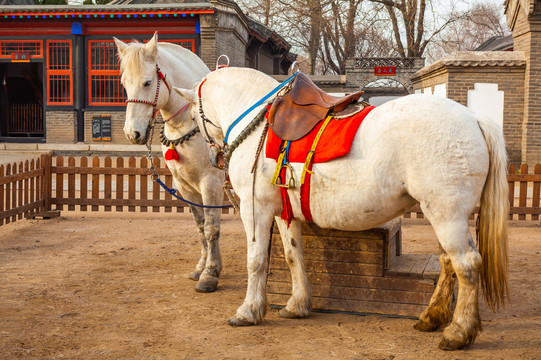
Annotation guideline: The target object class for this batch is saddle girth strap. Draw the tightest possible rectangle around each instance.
[300,115,333,222]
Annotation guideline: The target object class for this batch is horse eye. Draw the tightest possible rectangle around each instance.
[144,80,152,87]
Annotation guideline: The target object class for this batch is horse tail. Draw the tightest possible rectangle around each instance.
[476,115,509,311]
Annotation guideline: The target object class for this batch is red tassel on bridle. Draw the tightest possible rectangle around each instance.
[164,143,180,161]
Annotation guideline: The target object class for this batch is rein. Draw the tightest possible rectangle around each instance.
[197,71,299,170]
[131,64,232,210]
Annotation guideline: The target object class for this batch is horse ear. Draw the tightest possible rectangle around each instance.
[113,37,128,59]
[145,32,159,60]
[173,87,196,103]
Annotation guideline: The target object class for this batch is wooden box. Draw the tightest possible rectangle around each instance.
[267,218,440,318]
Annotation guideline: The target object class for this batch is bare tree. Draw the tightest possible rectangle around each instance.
[238,0,507,73]
[238,0,278,26]
[427,2,510,60]
[239,0,330,74]
[366,0,474,58]
[320,1,396,74]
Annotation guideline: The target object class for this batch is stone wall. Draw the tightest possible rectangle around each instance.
[45,111,77,144]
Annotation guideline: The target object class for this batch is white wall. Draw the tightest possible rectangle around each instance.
[467,83,504,128]
[433,83,447,98]
[367,96,402,106]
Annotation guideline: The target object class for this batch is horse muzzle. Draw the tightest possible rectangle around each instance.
[208,146,226,170]
[124,124,151,145]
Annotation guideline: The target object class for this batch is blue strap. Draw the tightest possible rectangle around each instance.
[154,177,233,209]
[283,141,291,165]
[224,71,299,144]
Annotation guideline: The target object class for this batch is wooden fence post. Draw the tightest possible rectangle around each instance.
[533,164,541,222]
[41,153,52,212]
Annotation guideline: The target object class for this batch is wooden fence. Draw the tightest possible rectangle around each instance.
[0,154,49,226]
[1,153,540,227]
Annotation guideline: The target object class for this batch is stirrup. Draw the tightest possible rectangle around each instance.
[273,163,296,189]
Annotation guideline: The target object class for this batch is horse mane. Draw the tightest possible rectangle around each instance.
[204,67,279,99]
[119,41,203,81]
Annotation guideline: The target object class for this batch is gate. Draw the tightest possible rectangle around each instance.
[7,103,43,136]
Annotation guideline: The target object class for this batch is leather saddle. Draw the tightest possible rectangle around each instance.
[268,72,364,141]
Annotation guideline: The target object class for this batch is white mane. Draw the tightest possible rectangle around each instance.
[119,41,207,83]
[200,67,280,120]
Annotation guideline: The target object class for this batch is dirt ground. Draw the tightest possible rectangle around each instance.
[0,211,539,360]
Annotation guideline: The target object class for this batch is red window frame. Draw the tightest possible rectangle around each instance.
[88,38,195,106]
[46,40,73,106]
[0,39,43,59]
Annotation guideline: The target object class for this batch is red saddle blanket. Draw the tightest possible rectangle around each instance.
[265,105,375,226]
[265,105,375,163]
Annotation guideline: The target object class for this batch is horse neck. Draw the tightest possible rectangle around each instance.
[205,70,278,139]
[157,46,209,131]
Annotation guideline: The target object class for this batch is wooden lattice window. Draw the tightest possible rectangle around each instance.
[88,40,124,106]
[0,40,43,59]
[46,40,73,105]
[88,39,195,106]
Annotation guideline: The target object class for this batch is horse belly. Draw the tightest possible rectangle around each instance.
[286,160,414,231]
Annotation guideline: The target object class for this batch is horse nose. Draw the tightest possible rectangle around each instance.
[134,131,141,141]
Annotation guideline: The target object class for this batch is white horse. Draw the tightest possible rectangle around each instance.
[114,33,226,292]
[174,67,509,350]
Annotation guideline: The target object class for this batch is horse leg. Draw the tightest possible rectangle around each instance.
[424,212,482,350]
[194,207,222,293]
[274,218,311,318]
[414,246,455,332]
[228,206,274,326]
[188,205,207,282]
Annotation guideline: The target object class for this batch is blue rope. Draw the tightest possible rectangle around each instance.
[154,177,233,209]
[224,71,299,144]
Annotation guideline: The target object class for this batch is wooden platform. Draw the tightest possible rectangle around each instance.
[267,219,440,318]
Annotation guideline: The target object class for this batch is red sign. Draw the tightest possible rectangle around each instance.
[11,53,31,62]
[374,66,396,76]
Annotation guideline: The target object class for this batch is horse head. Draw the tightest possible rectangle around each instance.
[114,32,169,145]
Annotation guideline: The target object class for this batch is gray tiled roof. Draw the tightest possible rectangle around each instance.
[475,35,514,51]
[413,51,526,79]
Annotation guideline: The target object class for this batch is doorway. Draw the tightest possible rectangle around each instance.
[0,62,44,138]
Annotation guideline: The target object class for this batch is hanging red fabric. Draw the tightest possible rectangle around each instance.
[164,144,180,161]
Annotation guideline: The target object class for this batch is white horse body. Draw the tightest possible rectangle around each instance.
[115,34,226,292]
[175,67,509,350]
[300,96,489,230]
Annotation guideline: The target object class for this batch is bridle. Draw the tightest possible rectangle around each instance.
[197,78,227,169]
[125,63,189,125]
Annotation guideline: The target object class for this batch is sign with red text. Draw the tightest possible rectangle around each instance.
[11,53,31,62]
[374,66,396,76]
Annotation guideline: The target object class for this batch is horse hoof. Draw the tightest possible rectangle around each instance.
[438,337,468,351]
[278,307,304,319]
[414,319,439,332]
[194,276,219,293]
[227,316,256,327]
[189,271,201,281]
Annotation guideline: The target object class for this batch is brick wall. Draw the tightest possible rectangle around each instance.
[45,111,77,144]
[199,7,249,70]
[507,0,541,164]
[81,111,157,146]
[199,13,217,70]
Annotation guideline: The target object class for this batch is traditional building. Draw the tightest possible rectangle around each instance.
[412,0,541,165]
[0,0,294,145]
